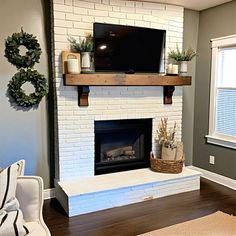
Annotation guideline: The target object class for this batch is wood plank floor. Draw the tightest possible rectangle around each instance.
[43,178,236,236]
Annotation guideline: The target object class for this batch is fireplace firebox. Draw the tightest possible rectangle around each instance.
[95,119,152,175]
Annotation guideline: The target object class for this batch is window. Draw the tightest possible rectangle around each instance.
[206,35,236,149]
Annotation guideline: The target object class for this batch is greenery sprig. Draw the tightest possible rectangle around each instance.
[68,34,93,52]
[8,69,48,108]
[5,28,42,69]
[168,46,197,61]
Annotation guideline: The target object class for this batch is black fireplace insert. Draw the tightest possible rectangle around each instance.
[95,119,152,175]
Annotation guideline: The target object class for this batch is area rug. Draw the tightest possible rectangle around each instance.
[138,211,236,236]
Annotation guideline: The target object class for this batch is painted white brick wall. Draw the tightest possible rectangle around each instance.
[53,0,184,181]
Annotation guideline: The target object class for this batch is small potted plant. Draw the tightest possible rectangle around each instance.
[156,118,177,160]
[68,34,93,73]
[168,46,197,74]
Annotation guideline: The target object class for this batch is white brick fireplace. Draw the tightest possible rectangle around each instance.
[52,0,201,216]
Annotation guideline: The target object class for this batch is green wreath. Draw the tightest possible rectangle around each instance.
[5,29,42,69]
[8,69,48,107]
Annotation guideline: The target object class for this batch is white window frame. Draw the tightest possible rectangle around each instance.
[206,34,236,149]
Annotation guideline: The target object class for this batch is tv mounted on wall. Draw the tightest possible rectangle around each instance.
[93,23,166,73]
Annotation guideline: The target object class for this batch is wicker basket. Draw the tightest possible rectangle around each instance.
[150,153,184,174]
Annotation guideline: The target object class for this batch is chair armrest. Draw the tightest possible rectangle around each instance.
[16,176,50,235]
[16,176,44,222]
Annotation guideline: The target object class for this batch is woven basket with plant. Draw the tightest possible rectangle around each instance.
[150,118,184,174]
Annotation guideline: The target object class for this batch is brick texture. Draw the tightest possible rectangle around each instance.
[52,0,184,182]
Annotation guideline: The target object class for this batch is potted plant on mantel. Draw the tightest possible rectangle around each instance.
[168,46,197,75]
[68,33,93,73]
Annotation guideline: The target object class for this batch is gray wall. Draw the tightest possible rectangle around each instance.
[182,9,199,165]
[2,0,235,188]
[0,0,51,188]
[193,1,236,178]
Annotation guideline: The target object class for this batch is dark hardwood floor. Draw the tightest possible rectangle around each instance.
[43,178,236,236]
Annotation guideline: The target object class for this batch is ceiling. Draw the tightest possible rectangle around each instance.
[136,0,232,11]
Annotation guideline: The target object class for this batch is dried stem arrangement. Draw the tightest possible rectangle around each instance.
[156,118,177,149]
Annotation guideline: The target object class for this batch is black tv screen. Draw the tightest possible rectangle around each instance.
[93,23,166,73]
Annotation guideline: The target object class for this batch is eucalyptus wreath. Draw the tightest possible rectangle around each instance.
[5,29,42,69]
[8,69,48,107]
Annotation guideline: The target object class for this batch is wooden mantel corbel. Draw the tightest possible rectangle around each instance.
[163,86,175,104]
[78,86,90,106]
[63,73,191,106]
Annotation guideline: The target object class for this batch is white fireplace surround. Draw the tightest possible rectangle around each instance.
[54,0,184,182]
[52,0,201,217]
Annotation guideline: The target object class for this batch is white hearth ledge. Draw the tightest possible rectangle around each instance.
[55,168,201,217]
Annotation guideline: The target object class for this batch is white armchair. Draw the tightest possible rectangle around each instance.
[16,176,51,236]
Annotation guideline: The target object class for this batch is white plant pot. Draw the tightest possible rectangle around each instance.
[161,146,177,160]
[179,61,188,74]
[81,52,91,72]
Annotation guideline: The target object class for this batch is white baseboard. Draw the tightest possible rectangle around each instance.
[188,166,236,190]
[44,188,55,200]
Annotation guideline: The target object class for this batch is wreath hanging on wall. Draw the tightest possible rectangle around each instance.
[5,28,48,108]
[8,69,48,107]
[5,28,42,69]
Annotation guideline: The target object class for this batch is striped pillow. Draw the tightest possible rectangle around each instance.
[0,209,29,236]
[0,163,19,211]
[0,162,28,235]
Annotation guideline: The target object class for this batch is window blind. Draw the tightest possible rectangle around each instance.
[216,88,236,136]
[215,47,236,137]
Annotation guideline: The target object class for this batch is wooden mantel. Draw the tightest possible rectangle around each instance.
[64,73,192,106]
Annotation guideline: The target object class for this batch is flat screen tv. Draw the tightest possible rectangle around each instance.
[93,23,166,73]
